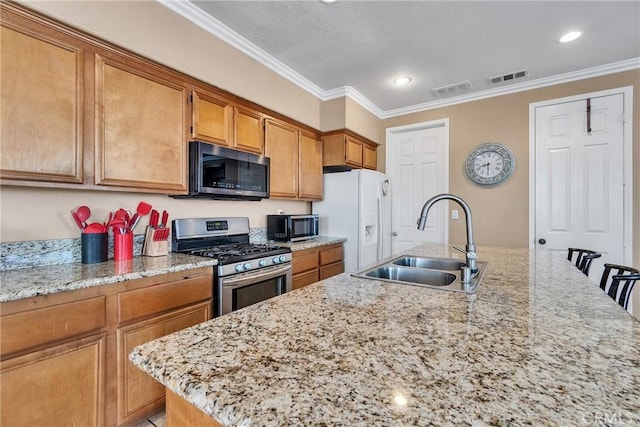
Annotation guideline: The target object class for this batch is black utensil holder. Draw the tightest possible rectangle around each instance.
[81,232,108,264]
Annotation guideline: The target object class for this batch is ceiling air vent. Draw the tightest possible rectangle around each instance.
[490,70,528,84]
[431,80,472,97]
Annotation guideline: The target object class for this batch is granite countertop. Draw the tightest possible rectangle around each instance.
[0,235,344,303]
[274,236,347,252]
[0,253,217,303]
[130,243,640,426]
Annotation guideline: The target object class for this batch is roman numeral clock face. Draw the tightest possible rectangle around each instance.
[465,143,515,186]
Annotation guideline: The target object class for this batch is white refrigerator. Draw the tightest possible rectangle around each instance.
[312,169,391,273]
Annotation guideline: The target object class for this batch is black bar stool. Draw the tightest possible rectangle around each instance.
[598,263,640,310]
[567,248,602,276]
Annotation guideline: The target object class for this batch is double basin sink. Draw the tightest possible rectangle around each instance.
[352,255,487,293]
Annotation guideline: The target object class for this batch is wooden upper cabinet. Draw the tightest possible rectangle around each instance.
[0,21,83,184]
[323,131,377,172]
[265,119,298,198]
[234,106,264,154]
[94,54,188,192]
[190,89,232,146]
[298,131,323,200]
[363,142,377,170]
[345,136,363,167]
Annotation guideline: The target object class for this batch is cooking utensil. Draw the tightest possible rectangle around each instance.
[160,210,168,228]
[150,210,159,229]
[129,201,152,232]
[71,210,84,231]
[76,206,91,228]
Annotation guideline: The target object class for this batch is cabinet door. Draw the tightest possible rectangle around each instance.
[1,334,105,427]
[265,119,298,198]
[0,24,83,183]
[363,143,377,170]
[298,132,323,200]
[117,302,210,425]
[191,90,232,145]
[345,136,363,167]
[95,54,188,192]
[234,106,264,154]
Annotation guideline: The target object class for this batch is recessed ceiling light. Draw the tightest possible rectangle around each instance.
[393,76,412,86]
[559,31,582,43]
[320,0,337,4]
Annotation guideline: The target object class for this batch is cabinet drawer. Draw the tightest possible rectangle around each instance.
[320,245,343,266]
[292,251,319,274]
[292,270,319,290]
[320,261,344,280]
[1,296,106,356]
[118,274,212,324]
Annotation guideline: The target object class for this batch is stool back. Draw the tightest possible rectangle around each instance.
[598,263,640,310]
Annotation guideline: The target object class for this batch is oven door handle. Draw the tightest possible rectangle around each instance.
[221,264,292,289]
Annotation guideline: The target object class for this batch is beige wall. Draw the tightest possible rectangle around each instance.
[0,186,308,242]
[345,98,383,144]
[382,70,640,268]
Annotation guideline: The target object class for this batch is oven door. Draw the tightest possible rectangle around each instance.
[217,263,292,316]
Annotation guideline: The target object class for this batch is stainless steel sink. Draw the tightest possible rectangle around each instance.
[392,256,465,271]
[364,266,456,286]
[353,255,488,293]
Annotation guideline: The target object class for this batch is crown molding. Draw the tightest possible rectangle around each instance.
[157,0,327,98]
[159,1,639,120]
[380,57,640,119]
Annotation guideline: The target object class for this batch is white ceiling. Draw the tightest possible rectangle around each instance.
[162,0,640,118]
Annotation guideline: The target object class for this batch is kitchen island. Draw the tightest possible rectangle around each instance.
[130,244,640,426]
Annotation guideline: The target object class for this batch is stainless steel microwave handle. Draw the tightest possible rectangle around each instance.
[221,264,292,289]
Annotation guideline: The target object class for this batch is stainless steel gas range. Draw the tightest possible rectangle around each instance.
[171,217,292,317]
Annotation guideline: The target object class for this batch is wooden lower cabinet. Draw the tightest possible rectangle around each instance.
[0,266,213,427]
[117,302,210,425]
[1,333,106,427]
[292,243,344,289]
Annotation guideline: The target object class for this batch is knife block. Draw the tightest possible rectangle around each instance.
[142,226,168,257]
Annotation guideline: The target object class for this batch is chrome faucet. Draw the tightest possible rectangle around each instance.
[417,193,478,275]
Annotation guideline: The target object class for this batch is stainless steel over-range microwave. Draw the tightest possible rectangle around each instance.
[178,141,270,201]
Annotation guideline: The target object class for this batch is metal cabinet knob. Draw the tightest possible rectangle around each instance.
[538,238,546,245]
[392,231,398,236]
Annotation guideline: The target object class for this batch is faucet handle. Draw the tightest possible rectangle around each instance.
[452,245,465,254]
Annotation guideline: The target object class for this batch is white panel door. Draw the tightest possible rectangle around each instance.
[534,93,624,283]
[387,121,448,255]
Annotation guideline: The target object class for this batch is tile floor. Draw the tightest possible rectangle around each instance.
[133,410,166,427]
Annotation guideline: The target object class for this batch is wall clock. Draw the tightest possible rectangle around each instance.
[465,142,515,186]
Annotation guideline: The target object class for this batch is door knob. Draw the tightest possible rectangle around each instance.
[392,231,398,236]
[538,238,546,245]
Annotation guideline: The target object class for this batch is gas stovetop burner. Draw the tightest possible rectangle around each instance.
[190,243,290,264]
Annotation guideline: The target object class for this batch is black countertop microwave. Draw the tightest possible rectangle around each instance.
[267,214,319,242]
[176,141,270,200]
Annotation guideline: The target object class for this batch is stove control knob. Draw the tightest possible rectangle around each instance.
[272,257,280,264]
[279,256,287,263]
[259,259,267,267]
[243,262,252,270]
[235,264,244,272]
